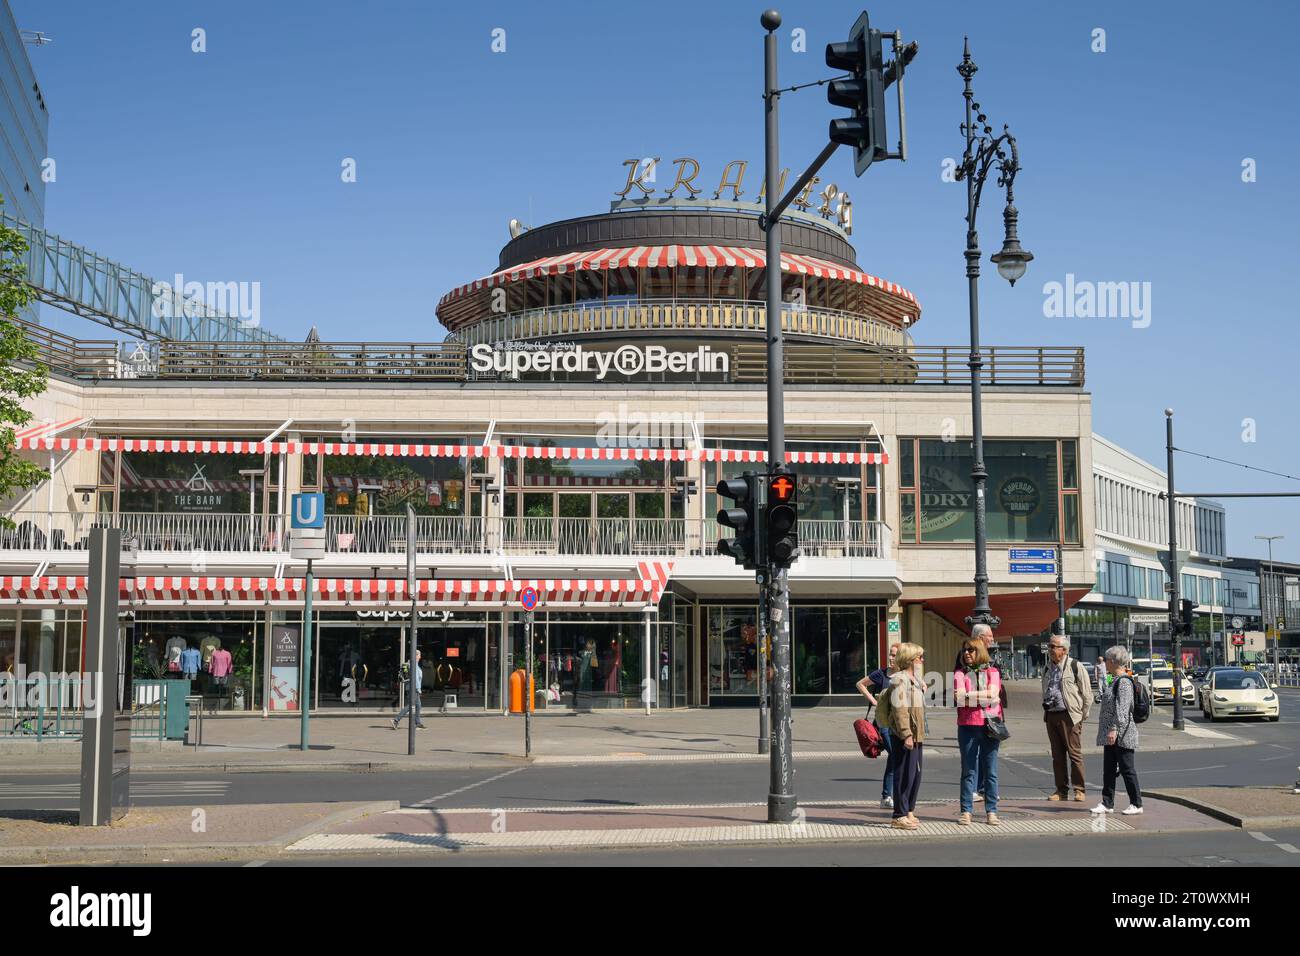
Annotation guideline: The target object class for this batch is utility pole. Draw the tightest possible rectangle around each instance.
[1164,409,1185,731]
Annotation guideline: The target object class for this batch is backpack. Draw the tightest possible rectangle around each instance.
[853,716,885,758]
[1118,674,1150,724]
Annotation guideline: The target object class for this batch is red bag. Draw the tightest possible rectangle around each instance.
[853,717,885,758]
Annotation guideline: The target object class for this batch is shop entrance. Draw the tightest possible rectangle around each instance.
[416,622,487,709]
[318,622,403,708]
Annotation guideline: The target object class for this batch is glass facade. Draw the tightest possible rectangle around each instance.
[897,438,1080,544]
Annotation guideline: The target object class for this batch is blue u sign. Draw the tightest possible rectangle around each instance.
[291,493,325,529]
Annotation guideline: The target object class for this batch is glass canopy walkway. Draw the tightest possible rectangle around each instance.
[1,212,282,343]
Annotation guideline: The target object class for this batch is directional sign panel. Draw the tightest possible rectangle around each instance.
[1009,562,1055,574]
[1129,612,1169,625]
[1009,548,1055,561]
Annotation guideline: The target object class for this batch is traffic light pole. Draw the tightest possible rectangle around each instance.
[762,10,796,824]
[757,569,770,754]
[1165,409,1185,731]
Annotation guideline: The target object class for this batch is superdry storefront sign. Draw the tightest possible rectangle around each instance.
[469,343,729,381]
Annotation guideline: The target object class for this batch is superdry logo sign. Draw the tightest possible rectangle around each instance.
[469,344,728,380]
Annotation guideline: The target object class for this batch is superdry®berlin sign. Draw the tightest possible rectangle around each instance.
[469,343,729,380]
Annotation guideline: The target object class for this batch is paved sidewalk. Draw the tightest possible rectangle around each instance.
[0,800,395,864]
[287,795,1227,855]
[1147,786,1300,829]
[1,682,1246,773]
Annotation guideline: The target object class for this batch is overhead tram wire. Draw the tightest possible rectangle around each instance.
[1173,447,1300,485]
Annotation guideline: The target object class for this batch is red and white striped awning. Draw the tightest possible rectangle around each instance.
[13,435,887,465]
[14,417,91,444]
[435,245,919,330]
[0,562,675,609]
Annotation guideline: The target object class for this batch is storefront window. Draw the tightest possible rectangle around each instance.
[119,450,264,513]
[708,605,758,695]
[134,613,260,711]
[794,606,874,696]
[905,439,1067,543]
[324,447,472,517]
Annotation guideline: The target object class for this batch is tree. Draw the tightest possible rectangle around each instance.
[0,203,49,527]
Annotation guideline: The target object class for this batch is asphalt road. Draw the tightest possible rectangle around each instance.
[2,692,1296,812]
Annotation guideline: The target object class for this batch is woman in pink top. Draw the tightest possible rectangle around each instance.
[954,639,1003,826]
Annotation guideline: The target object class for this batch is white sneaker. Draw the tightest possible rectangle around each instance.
[1121,805,1144,815]
[973,791,984,803]
[880,796,894,809]
[1089,803,1114,814]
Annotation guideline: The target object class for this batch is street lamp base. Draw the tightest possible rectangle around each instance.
[768,793,797,824]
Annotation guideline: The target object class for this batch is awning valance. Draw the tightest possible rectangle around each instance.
[435,245,919,330]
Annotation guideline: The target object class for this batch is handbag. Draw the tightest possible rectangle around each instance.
[979,670,1010,740]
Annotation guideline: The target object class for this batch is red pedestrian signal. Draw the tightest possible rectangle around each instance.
[770,475,794,501]
[765,471,799,569]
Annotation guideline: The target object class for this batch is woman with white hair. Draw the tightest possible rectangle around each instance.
[1090,645,1143,815]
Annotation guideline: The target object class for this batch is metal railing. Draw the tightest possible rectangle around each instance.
[0,677,167,740]
[453,299,914,351]
[2,511,891,560]
[0,511,285,553]
[13,311,1085,387]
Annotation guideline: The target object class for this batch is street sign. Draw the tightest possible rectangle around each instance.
[1231,633,1245,646]
[290,527,326,560]
[887,619,900,633]
[290,493,325,529]
[1009,548,1055,561]
[1129,612,1169,625]
[1009,562,1055,574]
[520,586,538,611]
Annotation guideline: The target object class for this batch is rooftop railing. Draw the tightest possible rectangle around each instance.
[11,315,1084,387]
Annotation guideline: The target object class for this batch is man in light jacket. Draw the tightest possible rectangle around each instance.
[1041,635,1091,801]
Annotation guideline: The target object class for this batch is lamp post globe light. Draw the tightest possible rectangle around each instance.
[955,39,1034,629]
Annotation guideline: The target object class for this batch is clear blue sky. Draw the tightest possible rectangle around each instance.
[12,0,1300,561]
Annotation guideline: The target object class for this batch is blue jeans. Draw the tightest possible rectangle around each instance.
[876,723,895,799]
[393,691,423,725]
[958,725,999,813]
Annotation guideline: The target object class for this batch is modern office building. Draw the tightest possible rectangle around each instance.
[0,0,48,327]
[3,186,1097,714]
[1070,435,1261,669]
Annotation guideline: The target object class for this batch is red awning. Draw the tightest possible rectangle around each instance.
[435,245,920,330]
[911,589,1093,638]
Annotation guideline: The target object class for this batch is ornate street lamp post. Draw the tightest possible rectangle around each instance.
[956,39,1034,629]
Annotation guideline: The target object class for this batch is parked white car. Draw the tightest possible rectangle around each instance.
[1201,668,1281,721]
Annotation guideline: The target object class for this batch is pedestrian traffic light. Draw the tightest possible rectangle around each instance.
[717,473,761,570]
[765,471,799,569]
[1179,598,1195,637]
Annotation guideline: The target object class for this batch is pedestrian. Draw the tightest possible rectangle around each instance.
[856,642,899,809]
[1041,635,1092,801]
[955,638,1003,826]
[391,649,427,729]
[954,623,1007,803]
[884,642,927,831]
[1090,645,1143,816]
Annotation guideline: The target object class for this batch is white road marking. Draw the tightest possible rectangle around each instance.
[1277,844,1300,854]
[1144,765,1226,774]
[1248,831,1274,842]
[409,767,526,808]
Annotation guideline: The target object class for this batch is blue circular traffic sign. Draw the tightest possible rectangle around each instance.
[520,586,538,611]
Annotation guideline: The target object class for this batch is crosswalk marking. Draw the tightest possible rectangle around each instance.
[0,780,230,799]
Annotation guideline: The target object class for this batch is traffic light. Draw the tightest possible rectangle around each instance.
[1179,598,1195,637]
[825,13,886,175]
[717,473,761,570]
[765,471,799,569]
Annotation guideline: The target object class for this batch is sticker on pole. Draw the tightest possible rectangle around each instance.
[520,586,538,611]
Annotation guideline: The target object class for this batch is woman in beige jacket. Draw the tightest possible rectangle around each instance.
[884,642,927,830]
